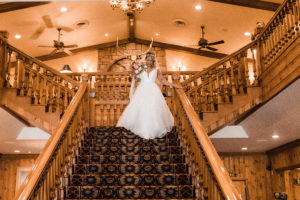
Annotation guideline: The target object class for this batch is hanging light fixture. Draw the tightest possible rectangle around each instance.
[60,64,72,73]
[109,0,155,14]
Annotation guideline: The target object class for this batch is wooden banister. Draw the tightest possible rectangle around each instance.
[14,82,88,200]
[172,87,242,199]
[0,35,79,87]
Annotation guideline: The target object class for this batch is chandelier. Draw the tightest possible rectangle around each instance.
[109,0,155,14]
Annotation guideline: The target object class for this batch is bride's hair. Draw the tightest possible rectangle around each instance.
[145,52,156,59]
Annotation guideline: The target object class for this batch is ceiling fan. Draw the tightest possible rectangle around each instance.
[31,15,74,39]
[38,28,78,56]
[195,25,225,51]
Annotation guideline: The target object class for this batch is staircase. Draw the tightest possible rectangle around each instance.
[64,126,195,199]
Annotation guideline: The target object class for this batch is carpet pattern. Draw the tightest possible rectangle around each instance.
[64,127,195,199]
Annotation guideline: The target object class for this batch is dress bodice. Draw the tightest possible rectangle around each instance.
[138,67,157,84]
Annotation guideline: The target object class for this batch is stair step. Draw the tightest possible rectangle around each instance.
[76,154,186,164]
[84,129,178,140]
[64,185,195,199]
[81,139,181,147]
[78,146,183,156]
[68,174,192,186]
[72,163,189,175]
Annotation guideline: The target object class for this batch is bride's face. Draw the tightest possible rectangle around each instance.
[145,56,155,68]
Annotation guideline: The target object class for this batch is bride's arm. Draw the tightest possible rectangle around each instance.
[157,68,183,89]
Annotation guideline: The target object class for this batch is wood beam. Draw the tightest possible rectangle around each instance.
[36,39,130,61]
[208,0,280,12]
[128,13,136,42]
[135,38,227,59]
[36,37,227,61]
[0,2,50,13]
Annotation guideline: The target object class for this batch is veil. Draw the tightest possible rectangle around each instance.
[128,53,160,100]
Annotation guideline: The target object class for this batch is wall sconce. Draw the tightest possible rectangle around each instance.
[81,63,89,82]
[172,62,186,71]
[83,63,88,72]
[60,64,72,73]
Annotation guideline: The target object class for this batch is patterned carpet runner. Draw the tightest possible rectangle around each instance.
[64,127,195,199]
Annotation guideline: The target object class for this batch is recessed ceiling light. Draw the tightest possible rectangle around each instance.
[28,151,32,154]
[272,135,279,139]
[14,150,20,153]
[155,33,159,36]
[105,33,109,37]
[195,5,202,10]
[241,147,248,151]
[60,7,68,12]
[14,34,21,39]
[244,32,251,36]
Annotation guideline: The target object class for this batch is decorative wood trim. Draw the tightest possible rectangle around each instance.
[266,139,300,155]
[208,0,280,11]
[0,105,34,127]
[0,2,50,13]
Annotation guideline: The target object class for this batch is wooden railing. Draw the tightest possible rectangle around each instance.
[0,35,80,116]
[68,71,196,100]
[14,82,89,200]
[169,76,241,200]
[182,0,300,114]
[258,0,300,71]
[67,71,197,126]
[182,41,259,116]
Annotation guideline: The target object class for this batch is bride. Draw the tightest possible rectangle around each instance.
[117,52,182,139]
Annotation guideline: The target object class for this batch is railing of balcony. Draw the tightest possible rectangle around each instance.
[0,35,80,116]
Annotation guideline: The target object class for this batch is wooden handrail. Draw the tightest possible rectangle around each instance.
[0,35,79,87]
[174,88,242,199]
[257,0,289,40]
[67,71,198,76]
[14,82,88,200]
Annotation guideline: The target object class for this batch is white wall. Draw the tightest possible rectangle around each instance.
[43,50,98,72]
[165,49,219,71]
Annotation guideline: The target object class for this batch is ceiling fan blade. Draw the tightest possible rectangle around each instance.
[207,40,224,46]
[64,44,78,48]
[38,45,54,48]
[206,46,218,51]
[59,26,74,32]
[49,49,58,56]
[42,15,54,28]
[63,49,73,56]
[30,26,45,39]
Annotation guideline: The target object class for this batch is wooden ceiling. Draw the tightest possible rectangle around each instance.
[0,0,281,60]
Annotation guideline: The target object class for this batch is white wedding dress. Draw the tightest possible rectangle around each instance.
[117,67,174,139]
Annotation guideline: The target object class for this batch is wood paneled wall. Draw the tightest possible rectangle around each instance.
[267,139,300,171]
[267,140,300,199]
[219,153,272,200]
[0,154,38,200]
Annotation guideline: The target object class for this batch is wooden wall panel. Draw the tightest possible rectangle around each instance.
[267,140,300,171]
[0,154,38,200]
[219,153,272,200]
